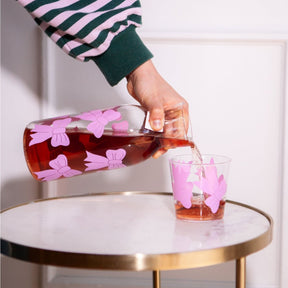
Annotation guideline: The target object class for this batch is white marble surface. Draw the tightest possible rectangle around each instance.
[0,193,270,255]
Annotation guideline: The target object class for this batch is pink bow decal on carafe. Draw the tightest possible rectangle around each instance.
[85,149,126,171]
[77,109,121,138]
[193,158,227,213]
[29,118,71,147]
[112,121,129,133]
[34,154,82,181]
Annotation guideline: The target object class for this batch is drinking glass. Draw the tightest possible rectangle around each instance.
[170,154,231,221]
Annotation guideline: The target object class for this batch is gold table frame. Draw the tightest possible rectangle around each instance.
[0,192,273,288]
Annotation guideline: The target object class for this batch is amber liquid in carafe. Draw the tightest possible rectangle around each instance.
[23,127,196,181]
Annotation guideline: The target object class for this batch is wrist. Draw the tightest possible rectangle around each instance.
[126,59,158,82]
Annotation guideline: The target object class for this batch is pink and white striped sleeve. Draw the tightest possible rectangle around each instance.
[18,0,153,85]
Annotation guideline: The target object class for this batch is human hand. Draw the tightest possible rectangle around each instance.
[126,59,189,158]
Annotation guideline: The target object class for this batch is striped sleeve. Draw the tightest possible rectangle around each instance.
[18,0,153,85]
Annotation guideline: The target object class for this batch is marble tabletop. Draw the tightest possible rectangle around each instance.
[0,192,272,270]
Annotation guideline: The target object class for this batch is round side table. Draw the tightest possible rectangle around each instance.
[0,192,273,288]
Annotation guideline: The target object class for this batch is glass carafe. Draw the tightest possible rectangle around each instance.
[23,104,194,182]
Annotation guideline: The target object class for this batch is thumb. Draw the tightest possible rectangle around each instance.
[149,107,164,131]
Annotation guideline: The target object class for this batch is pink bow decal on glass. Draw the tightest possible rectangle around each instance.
[34,154,82,181]
[171,163,193,209]
[193,158,227,213]
[77,109,121,138]
[85,149,126,171]
[29,118,71,147]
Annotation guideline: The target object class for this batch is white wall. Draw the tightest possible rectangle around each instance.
[1,0,288,288]
[1,0,42,287]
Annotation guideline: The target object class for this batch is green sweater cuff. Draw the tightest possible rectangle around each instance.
[92,27,153,86]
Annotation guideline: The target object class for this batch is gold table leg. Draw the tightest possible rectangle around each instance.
[236,257,246,288]
[153,270,161,288]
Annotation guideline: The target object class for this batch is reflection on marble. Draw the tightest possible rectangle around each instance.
[1,194,270,255]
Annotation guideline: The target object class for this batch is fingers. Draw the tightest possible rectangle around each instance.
[182,101,190,135]
[125,59,191,158]
[163,104,186,139]
[149,107,165,131]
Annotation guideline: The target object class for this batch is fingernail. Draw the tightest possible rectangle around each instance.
[153,120,162,130]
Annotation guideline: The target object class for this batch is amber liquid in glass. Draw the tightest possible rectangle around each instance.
[173,150,226,221]
[175,198,225,221]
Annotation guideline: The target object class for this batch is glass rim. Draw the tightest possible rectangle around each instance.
[169,154,232,166]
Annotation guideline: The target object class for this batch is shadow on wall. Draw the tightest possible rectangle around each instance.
[1,0,42,98]
[1,0,128,112]
[1,256,41,288]
[1,157,171,209]
[1,177,41,210]
[47,48,129,112]
[41,157,171,198]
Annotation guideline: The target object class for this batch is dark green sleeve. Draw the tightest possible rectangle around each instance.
[92,26,153,86]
